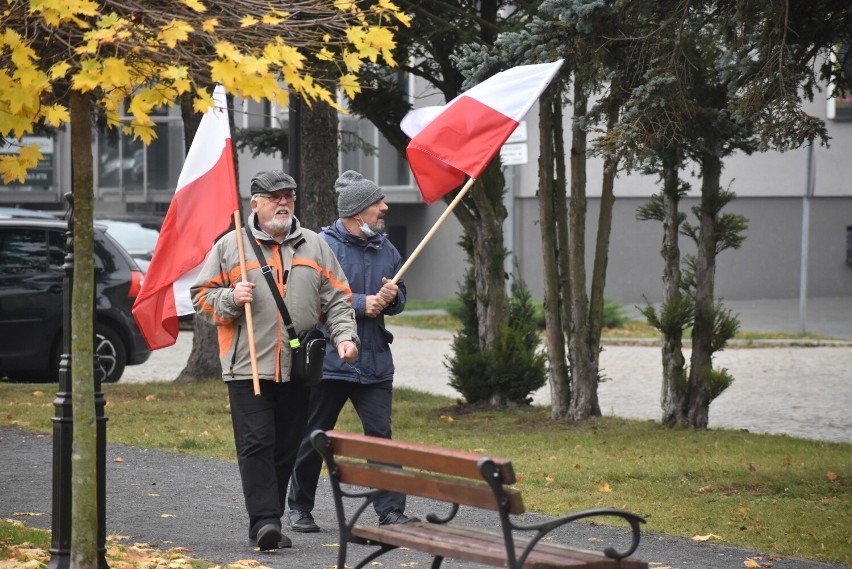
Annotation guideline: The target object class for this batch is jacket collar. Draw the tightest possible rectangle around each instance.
[325,219,384,249]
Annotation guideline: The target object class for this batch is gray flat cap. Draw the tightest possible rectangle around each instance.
[335,170,384,217]
[250,170,297,195]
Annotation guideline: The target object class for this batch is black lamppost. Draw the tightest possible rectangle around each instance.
[48,192,109,569]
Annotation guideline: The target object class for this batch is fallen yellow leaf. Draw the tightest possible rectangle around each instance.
[826,471,838,481]
[744,558,760,568]
[692,533,722,541]
[161,513,176,518]
[595,481,612,493]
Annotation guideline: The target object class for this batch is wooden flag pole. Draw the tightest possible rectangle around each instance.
[233,211,261,396]
[390,176,476,285]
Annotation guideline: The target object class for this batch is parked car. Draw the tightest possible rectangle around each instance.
[0,218,151,383]
[96,218,161,274]
[0,207,62,219]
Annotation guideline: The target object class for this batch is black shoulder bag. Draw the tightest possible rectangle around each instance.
[244,227,325,386]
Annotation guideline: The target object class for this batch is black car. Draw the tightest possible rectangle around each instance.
[0,218,151,383]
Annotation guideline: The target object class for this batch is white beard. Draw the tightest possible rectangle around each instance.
[265,217,292,236]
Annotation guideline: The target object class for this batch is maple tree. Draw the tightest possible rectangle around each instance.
[0,0,409,181]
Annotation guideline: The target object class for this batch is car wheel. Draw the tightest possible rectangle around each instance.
[94,325,127,383]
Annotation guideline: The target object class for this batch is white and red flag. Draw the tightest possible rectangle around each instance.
[401,60,563,204]
[132,85,239,349]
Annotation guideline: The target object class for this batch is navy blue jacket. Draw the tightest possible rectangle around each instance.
[320,220,406,383]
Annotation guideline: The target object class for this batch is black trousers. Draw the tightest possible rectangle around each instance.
[287,379,405,519]
[227,378,310,539]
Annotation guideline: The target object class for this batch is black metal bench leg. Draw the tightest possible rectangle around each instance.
[430,555,445,569]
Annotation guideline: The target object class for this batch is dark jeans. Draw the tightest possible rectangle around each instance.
[228,378,310,539]
[287,379,405,519]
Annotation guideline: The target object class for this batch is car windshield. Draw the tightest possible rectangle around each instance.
[99,220,159,259]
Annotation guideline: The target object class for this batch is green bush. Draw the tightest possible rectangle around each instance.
[445,264,547,405]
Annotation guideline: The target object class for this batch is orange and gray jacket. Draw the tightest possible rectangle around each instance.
[191,213,358,382]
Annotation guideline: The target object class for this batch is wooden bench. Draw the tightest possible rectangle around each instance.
[310,430,648,569]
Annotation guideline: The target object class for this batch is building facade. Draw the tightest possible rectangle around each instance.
[2,90,850,306]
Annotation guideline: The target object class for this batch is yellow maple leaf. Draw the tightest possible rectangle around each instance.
[73,59,103,92]
[0,155,32,184]
[192,90,216,114]
[826,471,838,481]
[157,20,193,48]
[42,104,70,127]
[261,14,285,25]
[240,15,259,27]
[335,0,357,11]
[339,73,361,99]
[342,50,363,72]
[180,0,207,12]
[202,18,218,33]
[595,481,613,493]
[316,47,334,62]
[101,57,131,88]
[3,86,36,114]
[743,558,760,568]
[691,533,722,541]
[49,62,71,80]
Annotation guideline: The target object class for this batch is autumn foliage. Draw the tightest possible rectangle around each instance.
[0,0,410,182]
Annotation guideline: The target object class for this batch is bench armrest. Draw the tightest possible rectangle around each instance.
[512,508,646,562]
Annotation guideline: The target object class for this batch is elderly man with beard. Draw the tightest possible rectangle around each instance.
[286,170,418,533]
[191,170,359,551]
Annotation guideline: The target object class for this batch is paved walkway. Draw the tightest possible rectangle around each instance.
[124,297,852,443]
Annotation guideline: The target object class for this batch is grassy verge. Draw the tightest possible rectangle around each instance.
[1,382,848,564]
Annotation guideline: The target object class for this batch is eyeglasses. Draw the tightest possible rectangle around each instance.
[259,190,296,202]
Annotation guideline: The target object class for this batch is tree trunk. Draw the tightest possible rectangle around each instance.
[297,98,339,232]
[175,90,230,382]
[69,89,98,569]
[686,141,722,428]
[567,83,601,421]
[588,103,619,362]
[537,89,570,419]
[465,162,510,352]
[658,151,689,427]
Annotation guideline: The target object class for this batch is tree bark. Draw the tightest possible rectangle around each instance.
[588,103,619,363]
[297,98,339,232]
[537,89,570,419]
[686,140,722,428]
[658,151,689,427]
[69,89,98,569]
[567,82,601,421]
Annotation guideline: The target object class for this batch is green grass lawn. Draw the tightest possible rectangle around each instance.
[0,381,848,565]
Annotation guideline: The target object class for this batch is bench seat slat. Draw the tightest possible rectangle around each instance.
[328,430,517,483]
[352,523,646,569]
[337,462,526,514]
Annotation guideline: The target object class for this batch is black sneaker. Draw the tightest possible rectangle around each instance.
[288,510,320,533]
[378,510,420,526]
[249,523,290,551]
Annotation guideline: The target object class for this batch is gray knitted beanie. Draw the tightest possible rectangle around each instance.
[250,170,297,195]
[335,170,384,217]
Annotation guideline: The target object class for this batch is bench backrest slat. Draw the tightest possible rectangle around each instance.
[337,462,526,515]
[327,430,517,484]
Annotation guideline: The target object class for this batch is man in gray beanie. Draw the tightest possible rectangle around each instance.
[287,170,418,532]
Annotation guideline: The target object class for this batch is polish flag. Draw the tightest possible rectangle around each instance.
[401,60,563,204]
[132,85,239,350]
